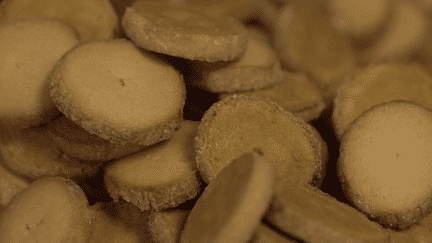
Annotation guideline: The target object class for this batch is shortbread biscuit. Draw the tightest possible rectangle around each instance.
[195,95,327,186]
[49,39,185,146]
[104,120,201,211]
[121,0,249,62]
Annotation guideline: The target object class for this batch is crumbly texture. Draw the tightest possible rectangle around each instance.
[338,100,432,230]
[266,179,390,243]
[195,94,327,186]
[148,209,190,243]
[49,39,186,146]
[121,0,249,62]
[0,125,102,181]
[47,115,146,161]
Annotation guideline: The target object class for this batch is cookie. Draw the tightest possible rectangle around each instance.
[49,38,186,146]
[0,18,79,128]
[339,100,432,230]
[121,0,249,62]
[195,95,327,186]
[104,120,201,211]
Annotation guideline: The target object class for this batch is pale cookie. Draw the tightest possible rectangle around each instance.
[0,177,94,243]
[47,115,146,161]
[0,18,79,128]
[275,1,355,87]
[0,157,30,206]
[265,180,390,243]
[195,95,327,186]
[121,0,249,62]
[180,151,275,243]
[218,71,326,122]
[49,38,185,146]
[104,120,201,211]
[148,209,190,243]
[333,61,432,139]
[0,124,102,181]
[0,0,119,41]
[190,28,285,92]
[338,100,432,230]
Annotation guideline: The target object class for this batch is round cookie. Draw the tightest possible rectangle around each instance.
[0,176,94,243]
[49,38,186,146]
[121,0,249,62]
[338,100,432,230]
[0,18,79,128]
[104,120,201,211]
[195,94,327,186]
